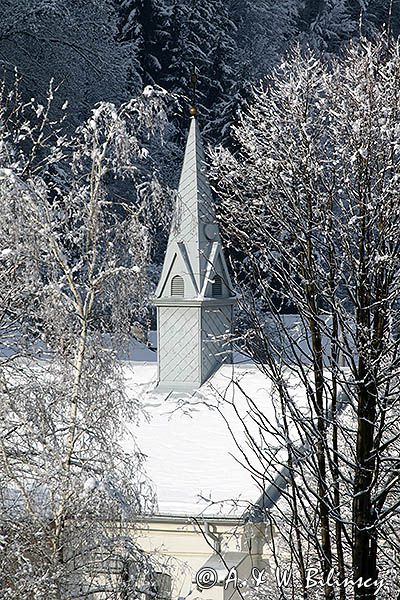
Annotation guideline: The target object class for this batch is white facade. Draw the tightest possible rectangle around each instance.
[154,116,236,392]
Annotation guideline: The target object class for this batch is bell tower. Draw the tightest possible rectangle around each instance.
[154,83,235,392]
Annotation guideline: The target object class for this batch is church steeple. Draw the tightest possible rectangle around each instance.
[155,115,231,299]
[154,105,235,392]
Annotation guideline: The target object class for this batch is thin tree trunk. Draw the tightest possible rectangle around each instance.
[305,188,334,600]
[352,178,378,598]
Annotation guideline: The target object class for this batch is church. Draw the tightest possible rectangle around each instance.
[126,99,282,600]
[128,92,355,600]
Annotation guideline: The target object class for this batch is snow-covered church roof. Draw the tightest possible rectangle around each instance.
[123,343,279,519]
[122,327,352,521]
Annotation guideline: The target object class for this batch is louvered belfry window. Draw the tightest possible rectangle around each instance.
[171,275,184,296]
[212,274,222,296]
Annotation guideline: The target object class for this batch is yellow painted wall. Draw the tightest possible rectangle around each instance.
[135,518,269,600]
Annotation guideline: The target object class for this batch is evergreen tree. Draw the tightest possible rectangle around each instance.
[230,0,299,79]
[301,0,400,51]
[158,0,238,141]
[116,0,170,88]
[304,0,358,50]
[363,0,400,37]
[299,0,325,30]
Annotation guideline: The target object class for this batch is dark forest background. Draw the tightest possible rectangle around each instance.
[2,0,399,141]
[1,0,399,268]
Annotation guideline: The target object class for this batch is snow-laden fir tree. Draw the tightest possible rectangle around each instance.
[360,0,400,37]
[116,0,170,89]
[160,0,237,140]
[301,0,358,50]
[230,0,299,79]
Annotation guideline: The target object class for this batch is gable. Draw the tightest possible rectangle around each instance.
[200,245,233,298]
[156,244,199,299]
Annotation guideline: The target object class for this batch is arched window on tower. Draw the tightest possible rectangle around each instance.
[171,275,184,296]
[212,274,222,297]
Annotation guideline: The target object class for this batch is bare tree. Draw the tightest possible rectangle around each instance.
[0,81,172,598]
[211,37,400,600]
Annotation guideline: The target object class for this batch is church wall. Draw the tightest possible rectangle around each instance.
[158,306,201,386]
[201,305,233,381]
[135,518,269,600]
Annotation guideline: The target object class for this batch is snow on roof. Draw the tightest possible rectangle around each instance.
[122,343,288,519]
[2,321,343,521]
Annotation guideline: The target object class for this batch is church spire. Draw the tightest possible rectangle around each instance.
[155,109,229,299]
[154,78,235,392]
